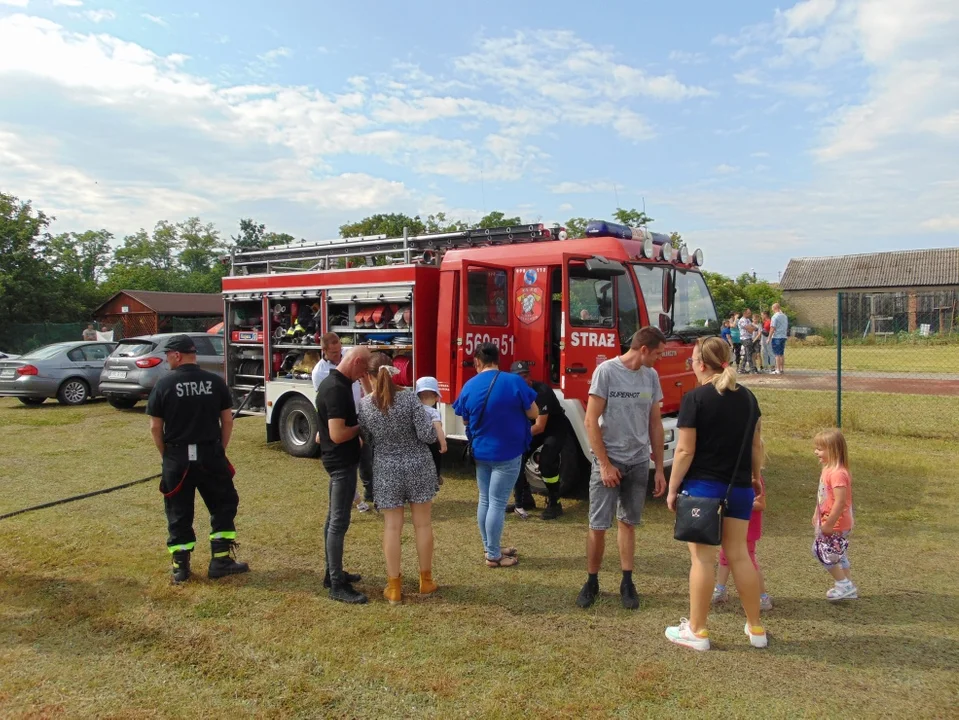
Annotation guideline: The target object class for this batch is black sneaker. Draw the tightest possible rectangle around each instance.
[542,503,563,520]
[323,570,362,589]
[621,579,640,610]
[577,581,598,609]
[329,583,368,604]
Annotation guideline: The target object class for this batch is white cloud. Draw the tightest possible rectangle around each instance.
[779,0,837,34]
[0,0,29,6]
[142,14,166,27]
[558,202,573,212]
[257,46,292,64]
[53,0,83,5]
[714,164,739,174]
[920,215,959,232]
[549,181,618,194]
[669,50,706,65]
[83,9,114,23]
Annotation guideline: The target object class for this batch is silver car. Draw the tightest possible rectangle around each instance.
[99,332,225,409]
[0,341,117,405]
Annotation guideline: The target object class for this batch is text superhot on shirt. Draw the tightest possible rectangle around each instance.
[146,364,233,445]
[589,357,663,465]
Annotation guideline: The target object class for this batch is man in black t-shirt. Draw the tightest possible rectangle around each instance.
[511,361,569,520]
[315,346,372,604]
[146,335,248,584]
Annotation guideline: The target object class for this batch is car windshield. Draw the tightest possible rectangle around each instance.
[111,341,157,358]
[21,343,71,360]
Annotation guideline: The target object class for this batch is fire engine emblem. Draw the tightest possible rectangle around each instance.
[515,286,544,325]
[523,269,538,286]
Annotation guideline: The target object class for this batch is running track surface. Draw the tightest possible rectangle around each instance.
[739,371,959,396]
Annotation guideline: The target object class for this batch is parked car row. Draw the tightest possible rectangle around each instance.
[0,333,224,407]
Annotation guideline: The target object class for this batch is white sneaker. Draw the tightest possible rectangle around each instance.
[513,506,529,519]
[826,582,858,601]
[665,618,710,651]
[760,594,773,611]
[711,586,728,605]
[744,623,768,648]
[356,501,371,513]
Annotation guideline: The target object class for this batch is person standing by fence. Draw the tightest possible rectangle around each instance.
[770,304,788,375]
[760,311,774,372]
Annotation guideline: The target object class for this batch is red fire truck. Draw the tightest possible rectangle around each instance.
[220,221,720,495]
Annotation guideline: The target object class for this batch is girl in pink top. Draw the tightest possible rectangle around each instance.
[712,472,772,611]
[812,428,857,601]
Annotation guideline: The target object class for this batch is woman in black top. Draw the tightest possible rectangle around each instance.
[665,336,767,651]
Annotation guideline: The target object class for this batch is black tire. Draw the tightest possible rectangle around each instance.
[558,432,588,499]
[278,396,321,458]
[18,397,45,406]
[57,378,90,405]
[109,398,139,410]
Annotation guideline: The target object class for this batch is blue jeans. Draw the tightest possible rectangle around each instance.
[475,456,522,560]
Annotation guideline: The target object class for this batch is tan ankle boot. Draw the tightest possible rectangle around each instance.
[419,570,438,595]
[384,575,403,605]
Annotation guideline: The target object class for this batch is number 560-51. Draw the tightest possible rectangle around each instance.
[464,332,515,357]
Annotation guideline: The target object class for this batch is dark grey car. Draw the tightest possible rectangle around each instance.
[0,341,117,405]
[99,332,225,409]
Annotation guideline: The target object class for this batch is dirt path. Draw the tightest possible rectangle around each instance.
[740,371,959,396]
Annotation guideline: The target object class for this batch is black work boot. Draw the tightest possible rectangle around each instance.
[577,578,598,609]
[171,550,191,584]
[208,539,250,579]
[323,568,362,589]
[542,486,563,520]
[621,577,640,610]
[329,581,368,604]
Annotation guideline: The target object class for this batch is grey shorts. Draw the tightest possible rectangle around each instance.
[588,457,649,530]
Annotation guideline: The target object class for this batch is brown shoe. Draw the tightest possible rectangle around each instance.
[419,570,438,595]
[383,575,403,605]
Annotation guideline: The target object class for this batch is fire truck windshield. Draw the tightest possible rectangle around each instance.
[633,264,718,338]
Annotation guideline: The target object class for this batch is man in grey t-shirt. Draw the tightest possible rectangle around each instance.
[577,326,667,611]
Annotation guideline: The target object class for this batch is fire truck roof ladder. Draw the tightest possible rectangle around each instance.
[229,223,563,274]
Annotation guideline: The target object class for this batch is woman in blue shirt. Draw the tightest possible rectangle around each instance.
[453,342,538,567]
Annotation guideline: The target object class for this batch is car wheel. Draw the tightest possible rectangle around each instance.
[278,396,321,458]
[18,397,45,406]
[57,378,90,405]
[108,398,139,410]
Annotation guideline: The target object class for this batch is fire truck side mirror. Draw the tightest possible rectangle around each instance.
[662,270,675,313]
[658,313,673,336]
[583,256,626,278]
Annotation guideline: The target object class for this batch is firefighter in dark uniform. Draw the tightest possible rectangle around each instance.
[511,360,568,520]
[146,335,249,583]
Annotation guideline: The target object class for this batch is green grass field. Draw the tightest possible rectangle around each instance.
[785,343,958,374]
[1,397,957,718]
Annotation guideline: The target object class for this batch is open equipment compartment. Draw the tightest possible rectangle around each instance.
[224,292,266,414]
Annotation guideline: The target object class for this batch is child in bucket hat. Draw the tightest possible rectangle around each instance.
[416,377,446,490]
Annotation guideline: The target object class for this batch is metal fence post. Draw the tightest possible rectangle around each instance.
[837,292,843,428]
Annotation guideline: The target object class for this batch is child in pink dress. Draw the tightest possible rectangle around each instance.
[712,473,772,611]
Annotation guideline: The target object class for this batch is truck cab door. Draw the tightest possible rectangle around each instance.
[561,255,626,402]
[455,261,516,390]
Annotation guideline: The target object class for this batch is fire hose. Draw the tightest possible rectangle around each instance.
[0,385,262,522]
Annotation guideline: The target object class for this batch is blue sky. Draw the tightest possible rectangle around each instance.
[1,0,957,280]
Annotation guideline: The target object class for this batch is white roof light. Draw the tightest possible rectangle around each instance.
[693,248,704,266]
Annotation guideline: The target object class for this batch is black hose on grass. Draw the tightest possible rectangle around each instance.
[0,385,262,522]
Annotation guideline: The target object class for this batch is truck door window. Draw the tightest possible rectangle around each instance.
[673,269,719,332]
[616,275,639,348]
[634,265,666,323]
[467,268,508,326]
[569,268,614,328]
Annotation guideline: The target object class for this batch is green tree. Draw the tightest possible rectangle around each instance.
[565,217,590,238]
[612,207,654,227]
[424,212,468,233]
[668,231,683,249]
[703,270,787,321]
[264,231,296,246]
[178,217,221,275]
[231,218,268,251]
[339,213,426,239]
[0,193,60,321]
[474,211,521,229]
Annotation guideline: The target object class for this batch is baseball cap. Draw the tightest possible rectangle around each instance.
[165,335,197,353]
[510,360,531,374]
[415,376,440,396]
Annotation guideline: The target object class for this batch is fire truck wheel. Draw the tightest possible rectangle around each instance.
[278,396,321,458]
[557,433,588,499]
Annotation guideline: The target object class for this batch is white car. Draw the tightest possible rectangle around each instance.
[0,350,19,360]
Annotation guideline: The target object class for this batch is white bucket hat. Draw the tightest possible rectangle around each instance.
[415,376,440,397]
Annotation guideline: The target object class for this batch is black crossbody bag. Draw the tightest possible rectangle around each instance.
[673,388,756,546]
[464,371,500,464]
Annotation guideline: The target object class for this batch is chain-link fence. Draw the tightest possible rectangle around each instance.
[0,323,89,354]
[740,290,958,440]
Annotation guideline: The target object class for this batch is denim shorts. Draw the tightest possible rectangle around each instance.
[771,338,786,356]
[681,479,755,521]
